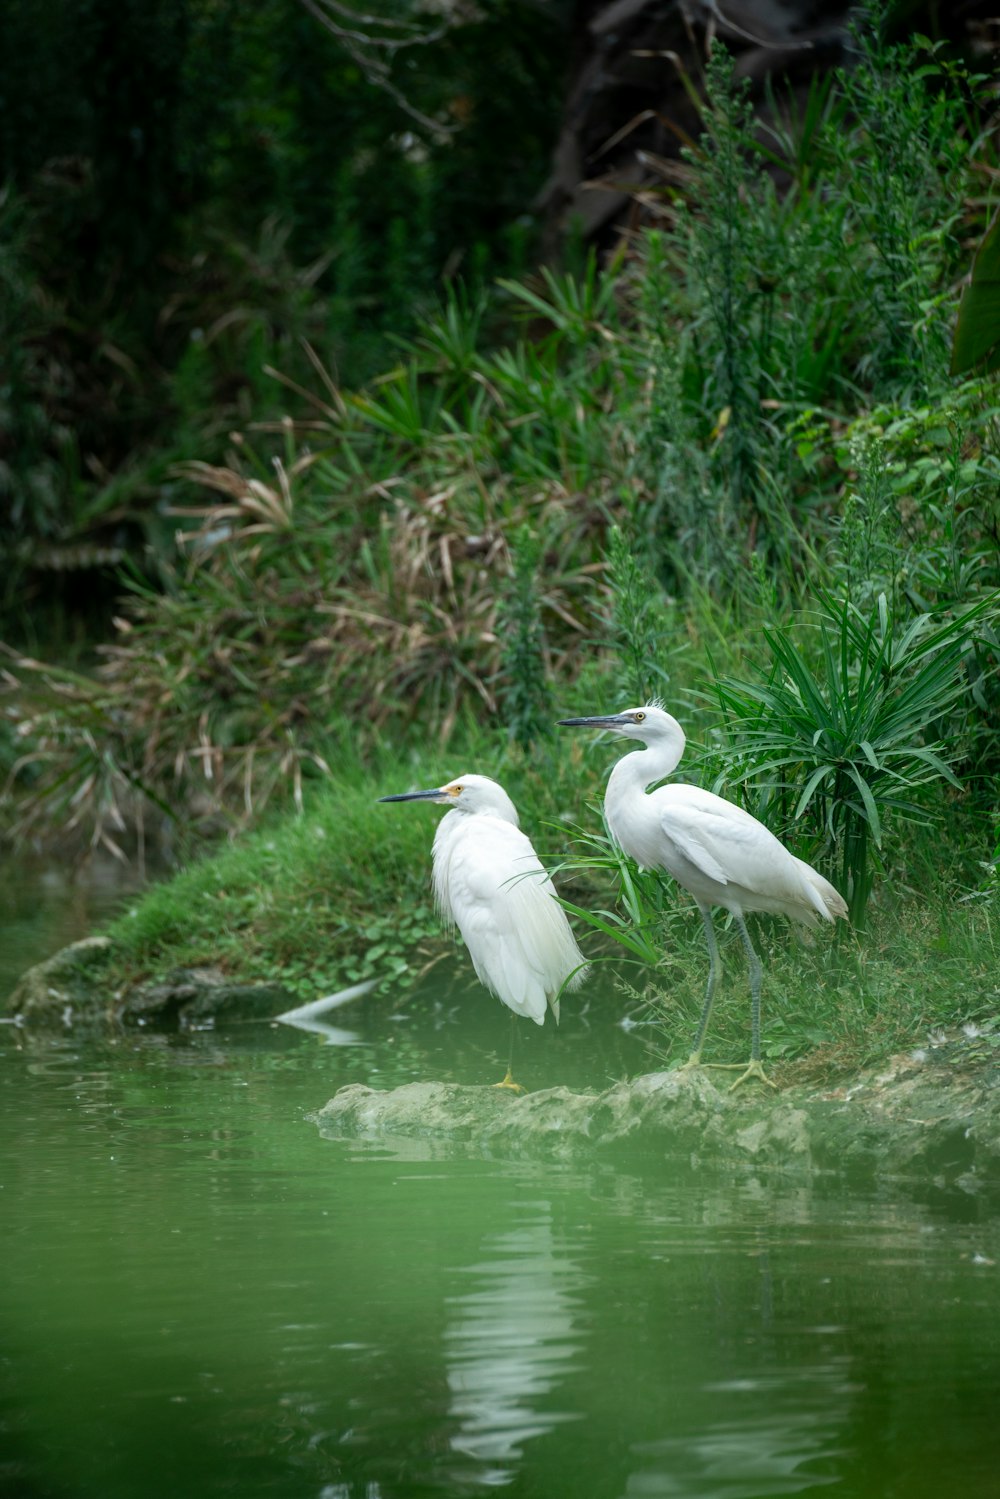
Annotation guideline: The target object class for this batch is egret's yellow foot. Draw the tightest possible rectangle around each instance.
[675,1054,703,1075]
[696,1058,778,1090]
[706,1058,778,1092]
[493,1070,525,1094]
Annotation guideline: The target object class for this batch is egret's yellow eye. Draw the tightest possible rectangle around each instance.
[450,784,464,795]
[633,711,646,723]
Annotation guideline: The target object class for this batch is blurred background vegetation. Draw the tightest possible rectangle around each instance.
[0,0,567,642]
[3,0,1000,1062]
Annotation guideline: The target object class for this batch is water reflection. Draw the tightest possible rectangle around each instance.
[275,982,375,1045]
[0,846,148,1001]
[626,1368,848,1497]
[444,1211,583,1483]
[277,1015,364,1044]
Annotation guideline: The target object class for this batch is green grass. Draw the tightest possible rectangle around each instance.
[104,737,603,1002]
[109,776,432,995]
[626,893,1000,1081]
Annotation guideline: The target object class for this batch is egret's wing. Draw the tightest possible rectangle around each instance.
[656,785,838,920]
[656,786,787,892]
[661,821,730,884]
[436,816,585,1023]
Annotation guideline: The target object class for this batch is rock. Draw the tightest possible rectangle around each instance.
[314,1045,1000,1187]
[6,936,115,1025]
[315,1070,758,1165]
[575,1069,723,1153]
[119,967,293,1028]
[5,940,294,1029]
[320,1081,520,1139]
[708,1105,812,1165]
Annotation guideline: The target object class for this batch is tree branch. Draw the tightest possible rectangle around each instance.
[299,0,459,138]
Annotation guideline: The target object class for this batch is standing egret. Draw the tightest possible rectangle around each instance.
[379,774,588,1090]
[557,705,847,1089]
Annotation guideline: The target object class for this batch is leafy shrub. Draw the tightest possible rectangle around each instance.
[710,592,998,926]
[0,0,570,637]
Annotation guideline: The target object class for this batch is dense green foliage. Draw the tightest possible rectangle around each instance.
[5,14,1000,1073]
[0,0,568,635]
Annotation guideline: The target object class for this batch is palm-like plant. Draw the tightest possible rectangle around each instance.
[711,592,997,925]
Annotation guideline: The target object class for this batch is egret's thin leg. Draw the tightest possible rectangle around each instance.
[722,914,776,1091]
[736,913,764,1060]
[683,905,779,1085]
[494,1010,524,1093]
[678,904,720,1071]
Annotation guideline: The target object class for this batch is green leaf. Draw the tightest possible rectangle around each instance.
[557,899,660,964]
[951,210,1000,375]
[794,763,834,820]
[858,740,881,770]
[844,764,882,847]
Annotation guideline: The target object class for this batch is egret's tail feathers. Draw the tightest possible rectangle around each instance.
[548,956,589,1024]
[795,858,848,923]
[565,956,590,991]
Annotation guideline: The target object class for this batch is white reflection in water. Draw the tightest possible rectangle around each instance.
[275,1016,363,1044]
[626,1364,850,1498]
[444,1212,583,1480]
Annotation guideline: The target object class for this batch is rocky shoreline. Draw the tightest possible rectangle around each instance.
[8,936,1000,1191]
[312,1049,1000,1191]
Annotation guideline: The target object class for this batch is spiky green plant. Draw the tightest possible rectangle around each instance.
[551,811,669,968]
[711,592,997,926]
[495,524,553,752]
[605,524,673,705]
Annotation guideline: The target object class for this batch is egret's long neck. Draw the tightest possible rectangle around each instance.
[604,729,684,830]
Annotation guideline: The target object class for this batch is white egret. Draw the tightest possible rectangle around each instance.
[379,774,588,1090]
[557,705,848,1089]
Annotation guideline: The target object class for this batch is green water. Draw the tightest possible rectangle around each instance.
[3,1022,1000,1499]
[3,863,1000,1497]
[0,848,145,1004]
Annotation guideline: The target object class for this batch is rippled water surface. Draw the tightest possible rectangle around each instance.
[4,1024,1000,1499]
[3,863,1000,1498]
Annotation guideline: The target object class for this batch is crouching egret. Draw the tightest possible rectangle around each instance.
[557,705,847,1089]
[379,774,588,1090]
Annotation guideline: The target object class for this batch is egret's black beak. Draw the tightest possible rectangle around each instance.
[378,787,444,804]
[557,713,633,729]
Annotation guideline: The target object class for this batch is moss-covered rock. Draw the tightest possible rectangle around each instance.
[120,967,293,1027]
[5,941,293,1029]
[6,936,116,1025]
[313,1045,1000,1188]
[313,1070,725,1159]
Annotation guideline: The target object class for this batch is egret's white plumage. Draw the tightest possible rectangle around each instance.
[379,773,588,1086]
[558,705,847,1088]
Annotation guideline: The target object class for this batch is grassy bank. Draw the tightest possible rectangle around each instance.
[95,709,1000,1081]
[103,734,591,1002]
